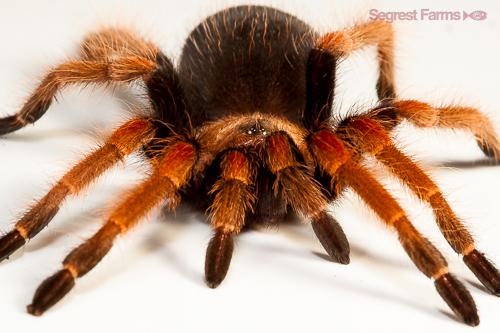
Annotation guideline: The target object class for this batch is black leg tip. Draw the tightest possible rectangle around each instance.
[205,278,223,289]
[0,229,26,262]
[28,269,75,316]
[435,273,479,326]
[311,212,350,265]
[0,115,25,136]
[465,314,481,327]
[205,230,234,290]
[464,249,500,296]
[336,253,350,265]
[26,304,44,317]
[476,140,498,160]
[460,308,480,327]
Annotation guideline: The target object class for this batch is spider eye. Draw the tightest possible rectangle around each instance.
[245,123,269,136]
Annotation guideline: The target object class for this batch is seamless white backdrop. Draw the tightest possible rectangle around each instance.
[0,1,499,332]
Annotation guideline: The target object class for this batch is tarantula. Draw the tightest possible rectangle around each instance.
[0,5,499,325]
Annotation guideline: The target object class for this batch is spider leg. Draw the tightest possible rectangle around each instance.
[83,27,193,137]
[0,27,162,136]
[317,20,395,100]
[26,140,197,316]
[382,100,500,160]
[0,57,157,135]
[310,129,479,326]
[343,116,500,295]
[310,211,350,264]
[0,118,155,261]
[205,150,255,288]
[80,27,159,62]
[264,132,350,264]
[304,20,394,130]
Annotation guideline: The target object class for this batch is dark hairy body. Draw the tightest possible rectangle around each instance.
[179,7,316,124]
[0,5,499,326]
[177,7,323,219]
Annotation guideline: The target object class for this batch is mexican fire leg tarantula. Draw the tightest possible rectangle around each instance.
[0,5,499,325]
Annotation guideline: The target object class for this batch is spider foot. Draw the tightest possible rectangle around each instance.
[311,212,350,264]
[463,249,500,296]
[434,273,479,326]
[205,230,234,289]
[477,142,494,159]
[27,269,75,316]
[0,115,25,136]
[0,229,26,262]
[476,139,500,161]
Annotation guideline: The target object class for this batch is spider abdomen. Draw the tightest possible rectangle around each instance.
[178,6,317,125]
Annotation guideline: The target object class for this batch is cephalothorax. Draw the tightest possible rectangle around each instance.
[0,6,499,325]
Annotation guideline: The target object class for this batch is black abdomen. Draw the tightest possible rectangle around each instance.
[178,6,316,125]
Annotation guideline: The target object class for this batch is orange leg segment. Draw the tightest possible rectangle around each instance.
[205,150,255,288]
[265,132,327,217]
[392,100,500,160]
[346,116,500,295]
[266,132,350,263]
[317,20,395,100]
[0,118,155,262]
[310,129,479,325]
[0,26,159,138]
[26,141,197,316]
[80,27,159,62]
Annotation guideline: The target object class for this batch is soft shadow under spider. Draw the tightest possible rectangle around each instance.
[142,206,207,284]
[274,217,414,269]
[467,279,490,294]
[145,204,203,254]
[310,250,468,324]
[264,244,453,323]
[312,244,412,270]
[26,209,103,252]
[0,207,102,263]
[437,158,500,169]
[0,128,82,142]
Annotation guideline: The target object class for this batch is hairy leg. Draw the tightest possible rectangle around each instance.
[310,129,479,325]
[317,20,395,100]
[341,116,500,295]
[341,160,478,326]
[0,118,155,261]
[265,132,326,216]
[27,140,197,316]
[265,131,350,263]
[389,100,500,160]
[0,58,158,135]
[311,211,350,264]
[80,27,159,62]
[205,150,255,288]
[0,27,162,136]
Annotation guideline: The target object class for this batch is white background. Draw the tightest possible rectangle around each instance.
[1,0,500,332]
